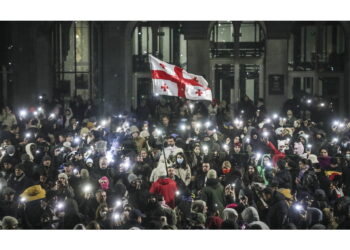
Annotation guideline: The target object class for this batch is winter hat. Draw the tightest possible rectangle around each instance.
[130,126,139,135]
[6,145,15,156]
[241,206,260,224]
[58,173,68,181]
[42,155,52,162]
[98,176,110,190]
[14,164,25,171]
[128,173,138,184]
[207,169,217,179]
[20,185,46,201]
[63,141,71,148]
[1,216,18,229]
[86,158,93,165]
[222,208,238,222]
[80,169,89,178]
[140,130,150,138]
[307,154,319,164]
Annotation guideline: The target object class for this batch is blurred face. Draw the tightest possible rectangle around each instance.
[167,167,175,178]
[320,150,328,157]
[15,168,23,177]
[233,145,241,153]
[248,166,255,174]
[59,136,65,143]
[194,146,200,155]
[40,175,47,183]
[299,161,306,170]
[64,165,73,174]
[167,138,175,147]
[43,160,51,167]
[202,163,210,173]
[4,162,12,170]
[96,191,107,203]
[162,117,169,126]
[233,137,240,144]
[141,150,148,158]
[287,110,293,118]
[99,157,108,169]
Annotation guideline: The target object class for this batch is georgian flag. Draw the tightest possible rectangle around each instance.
[149,55,213,101]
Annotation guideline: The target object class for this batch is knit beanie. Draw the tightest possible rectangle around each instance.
[207,169,217,179]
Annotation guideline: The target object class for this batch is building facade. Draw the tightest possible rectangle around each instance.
[1,21,349,116]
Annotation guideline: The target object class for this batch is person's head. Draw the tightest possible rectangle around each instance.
[1,216,18,229]
[40,174,48,183]
[64,109,71,116]
[167,137,176,147]
[319,148,329,157]
[99,156,108,169]
[233,143,241,153]
[98,176,110,190]
[3,187,15,201]
[176,152,186,166]
[130,126,139,138]
[233,136,240,144]
[129,209,146,224]
[262,187,274,202]
[194,145,201,155]
[86,158,93,168]
[95,189,107,203]
[58,173,69,185]
[263,156,271,166]
[287,110,293,118]
[162,116,169,126]
[346,150,350,161]
[277,159,286,171]
[63,162,74,174]
[330,157,338,168]
[42,156,52,167]
[96,203,109,220]
[298,159,310,171]
[140,149,148,159]
[58,134,66,143]
[221,161,232,174]
[167,166,175,179]
[3,161,13,171]
[247,165,256,175]
[14,165,24,177]
[202,162,210,173]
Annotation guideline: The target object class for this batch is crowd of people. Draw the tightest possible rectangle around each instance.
[0,93,350,230]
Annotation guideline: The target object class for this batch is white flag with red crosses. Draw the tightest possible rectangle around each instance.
[149,55,213,101]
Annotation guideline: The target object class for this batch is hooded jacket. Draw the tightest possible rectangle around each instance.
[149,177,178,208]
[241,206,260,224]
[265,191,289,229]
[200,178,226,216]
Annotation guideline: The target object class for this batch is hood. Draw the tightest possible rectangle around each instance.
[206,178,219,187]
[241,206,260,224]
[270,190,286,205]
[248,221,270,229]
[222,208,238,222]
[157,177,171,185]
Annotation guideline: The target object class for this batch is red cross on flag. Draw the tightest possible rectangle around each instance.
[149,55,213,101]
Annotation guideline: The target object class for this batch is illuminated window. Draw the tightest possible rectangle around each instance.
[53,21,91,100]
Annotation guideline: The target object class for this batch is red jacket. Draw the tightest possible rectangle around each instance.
[267,141,286,167]
[149,177,178,208]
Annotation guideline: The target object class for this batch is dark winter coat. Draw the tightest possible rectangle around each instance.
[265,191,289,229]
[149,177,178,208]
[200,178,226,216]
